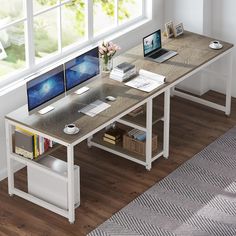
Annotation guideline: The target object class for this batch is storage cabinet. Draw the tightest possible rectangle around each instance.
[28,155,80,210]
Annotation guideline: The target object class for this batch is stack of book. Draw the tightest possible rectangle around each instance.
[15,127,54,159]
[128,106,144,117]
[128,128,146,141]
[103,127,124,145]
[110,62,136,82]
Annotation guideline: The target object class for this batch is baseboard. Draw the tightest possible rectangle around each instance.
[0,168,7,181]
[0,163,25,182]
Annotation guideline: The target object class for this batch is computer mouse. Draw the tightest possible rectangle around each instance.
[105,96,116,101]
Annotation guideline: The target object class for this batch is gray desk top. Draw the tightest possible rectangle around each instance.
[6,31,233,145]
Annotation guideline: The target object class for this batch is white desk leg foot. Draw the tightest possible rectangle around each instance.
[9,193,14,197]
[146,164,151,171]
[69,220,75,224]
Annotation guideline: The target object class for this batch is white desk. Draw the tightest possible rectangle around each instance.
[5,31,233,223]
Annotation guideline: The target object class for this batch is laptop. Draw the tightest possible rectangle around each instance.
[143,29,177,63]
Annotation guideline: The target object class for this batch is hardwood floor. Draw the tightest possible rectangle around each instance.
[0,91,236,236]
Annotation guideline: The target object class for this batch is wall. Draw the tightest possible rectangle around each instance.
[164,0,210,95]
[164,0,236,98]
[0,86,26,180]
[0,0,164,181]
[209,0,236,97]
[164,0,204,34]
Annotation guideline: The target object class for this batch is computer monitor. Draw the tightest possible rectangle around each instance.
[65,46,100,95]
[27,64,65,115]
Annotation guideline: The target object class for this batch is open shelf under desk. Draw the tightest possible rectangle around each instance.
[90,131,163,167]
[10,144,67,181]
[118,105,164,131]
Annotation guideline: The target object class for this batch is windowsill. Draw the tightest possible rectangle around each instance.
[0,17,151,97]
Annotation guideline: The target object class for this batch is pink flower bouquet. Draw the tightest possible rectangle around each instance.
[99,41,120,71]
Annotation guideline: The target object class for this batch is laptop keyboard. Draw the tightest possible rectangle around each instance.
[150,49,168,59]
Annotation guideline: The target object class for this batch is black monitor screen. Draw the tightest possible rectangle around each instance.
[143,30,161,56]
[65,47,99,91]
[27,65,65,112]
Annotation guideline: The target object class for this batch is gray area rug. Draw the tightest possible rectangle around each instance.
[88,127,236,236]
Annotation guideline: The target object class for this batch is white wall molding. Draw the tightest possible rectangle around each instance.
[0,168,7,181]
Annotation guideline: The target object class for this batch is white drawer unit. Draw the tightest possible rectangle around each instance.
[27,155,80,210]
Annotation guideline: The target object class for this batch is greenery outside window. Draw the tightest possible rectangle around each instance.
[0,0,145,86]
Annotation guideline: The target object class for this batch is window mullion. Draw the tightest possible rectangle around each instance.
[142,0,146,17]
[115,0,118,26]
[87,0,93,40]
[24,0,35,68]
[57,0,62,52]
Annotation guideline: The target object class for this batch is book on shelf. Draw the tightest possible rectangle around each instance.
[103,136,121,145]
[125,69,166,92]
[15,129,34,159]
[128,106,144,117]
[128,129,146,141]
[104,127,125,140]
[14,127,55,159]
[113,62,135,73]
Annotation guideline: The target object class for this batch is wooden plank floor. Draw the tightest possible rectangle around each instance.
[0,91,236,236]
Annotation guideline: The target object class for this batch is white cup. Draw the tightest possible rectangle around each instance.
[213,40,220,45]
[65,124,76,133]
[211,40,221,48]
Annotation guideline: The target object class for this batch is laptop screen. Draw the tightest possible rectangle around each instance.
[143,29,162,57]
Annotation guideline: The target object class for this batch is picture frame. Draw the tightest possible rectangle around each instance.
[165,21,174,38]
[173,23,184,37]
[0,41,7,60]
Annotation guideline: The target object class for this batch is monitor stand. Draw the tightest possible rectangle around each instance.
[74,86,90,95]
[38,106,55,115]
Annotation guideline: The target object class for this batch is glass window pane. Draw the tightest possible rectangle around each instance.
[118,0,142,25]
[33,0,58,14]
[0,0,24,25]
[93,0,115,36]
[0,22,26,78]
[61,1,86,48]
[34,9,58,62]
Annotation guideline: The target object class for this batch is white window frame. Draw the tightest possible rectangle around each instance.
[0,0,148,93]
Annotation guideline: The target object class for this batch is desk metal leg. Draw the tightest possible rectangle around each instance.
[170,87,175,97]
[5,120,14,196]
[67,145,75,224]
[163,89,170,159]
[225,52,233,116]
[146,99,153,170]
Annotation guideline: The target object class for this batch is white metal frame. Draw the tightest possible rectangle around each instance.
[172,50,234,116]
[88,88,170,170]
[5,44,233,224]
[5,119,76,223]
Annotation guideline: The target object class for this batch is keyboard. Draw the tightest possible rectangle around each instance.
[78,100,111,117]
[150,49,168,59]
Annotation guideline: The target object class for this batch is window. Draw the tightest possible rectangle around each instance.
[0,0,145,85]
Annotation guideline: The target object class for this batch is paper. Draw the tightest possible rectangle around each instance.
[125,69,165,92]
